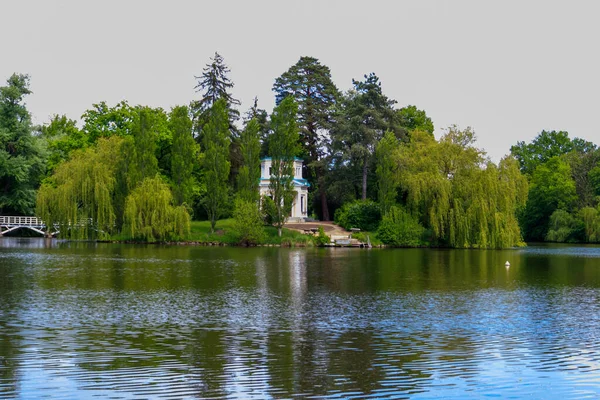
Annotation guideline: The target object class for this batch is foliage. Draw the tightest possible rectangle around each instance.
[237,118,261,202]
[81,101,136,143]
[589,165,600,198]
[245,97,271,157]
[563,149,600,208]
[545,209,582,243]
[334,200,381,232]
[397,128,527,248]
[124,175,190,241]
[261,195,276,225]
[510,130,596,175]
[231,198,265,245]
[313,226,331,246]
[127,107,160,188]
[36,137,123,239]
[579,207,600,243]
[521,156,577,241]
[273,56,340,219]
[330,73,402,200]
[0,73,47,215]
[268,97,300,236]
[375,131,399,215]
[192,52,240,135]
[169,105,197,206]
[377,206,425,246]
[38,114,87,175]
[201,99,231,233]
[396,105,434,136]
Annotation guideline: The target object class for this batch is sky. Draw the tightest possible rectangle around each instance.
[2,0,599,161]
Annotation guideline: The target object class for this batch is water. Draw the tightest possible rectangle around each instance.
[1,239,600,399]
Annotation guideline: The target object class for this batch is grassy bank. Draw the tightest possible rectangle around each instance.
[110,219,315,246]
[188,219,312,246]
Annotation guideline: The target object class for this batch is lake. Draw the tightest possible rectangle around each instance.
[1,238,600,399]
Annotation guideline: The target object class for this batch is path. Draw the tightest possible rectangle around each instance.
[284,221,350,238]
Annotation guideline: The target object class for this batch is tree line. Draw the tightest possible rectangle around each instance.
[1,53,598,246]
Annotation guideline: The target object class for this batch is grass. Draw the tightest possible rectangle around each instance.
[188,219,313,246]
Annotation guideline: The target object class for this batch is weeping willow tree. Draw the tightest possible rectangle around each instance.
[36,137,124,239]
[124,175,190,242]
[396,127,528,248]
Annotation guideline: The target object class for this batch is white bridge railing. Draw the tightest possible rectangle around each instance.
[0,216,54,236]
[0,216,45,227]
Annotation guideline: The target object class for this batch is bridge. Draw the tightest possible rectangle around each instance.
[0,216,58,237]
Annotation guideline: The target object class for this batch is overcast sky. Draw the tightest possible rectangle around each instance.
[2,0,599,161]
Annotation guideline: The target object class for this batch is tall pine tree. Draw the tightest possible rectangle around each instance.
[330,73,402,201]
[192,52,240,138]
[273,56,339,220]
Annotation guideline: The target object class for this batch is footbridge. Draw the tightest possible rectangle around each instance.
[0,216,58,237]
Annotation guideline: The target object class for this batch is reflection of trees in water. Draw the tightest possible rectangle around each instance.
[0,251,30,397]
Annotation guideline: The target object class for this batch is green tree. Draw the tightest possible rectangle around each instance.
[563,149,600,208]
[37,114,88,175]
[231,198,265,245]
[273,56,340,220]
[127,107,159,189]
[330,73,402,201]
[245,97,271,157]
[237,118,261,202]
[169,105,197,206]
[36,137,124,239]
[579,206,600,242]
[192,52,240,136]
[268,97,300,236]
[81,100,136,143]
[201,99,231,233]
[397,128,527,248]
[545,209,581,243]
[396,105,434,136]
[0,73,46,215]
[375,131,399,215]
[521,156,577,241]
[124,175,190,241]
[510,130,595,175]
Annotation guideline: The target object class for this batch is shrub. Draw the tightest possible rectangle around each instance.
[334,200,381,231]
[313,226,331,246]
[377,206,425,247]
[261,196,277,225]
[232,198,265,245]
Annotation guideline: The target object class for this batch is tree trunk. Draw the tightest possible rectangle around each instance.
[320,189,329,221]
[317,166,330,221]
[362,158,368,201]
[278,227,282,237]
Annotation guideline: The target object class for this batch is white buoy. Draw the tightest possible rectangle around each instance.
[505,261,510,267]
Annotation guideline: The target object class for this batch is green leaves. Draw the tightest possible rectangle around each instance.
[170,105,197,207]
[0,73,46,215]
[124,175,190,241]
[268,96,300,236]
[201,99,231,233]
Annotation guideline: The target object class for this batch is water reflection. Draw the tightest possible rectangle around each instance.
[0,241,600,398]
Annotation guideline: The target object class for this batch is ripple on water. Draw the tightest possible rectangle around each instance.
[2,245,600,398]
